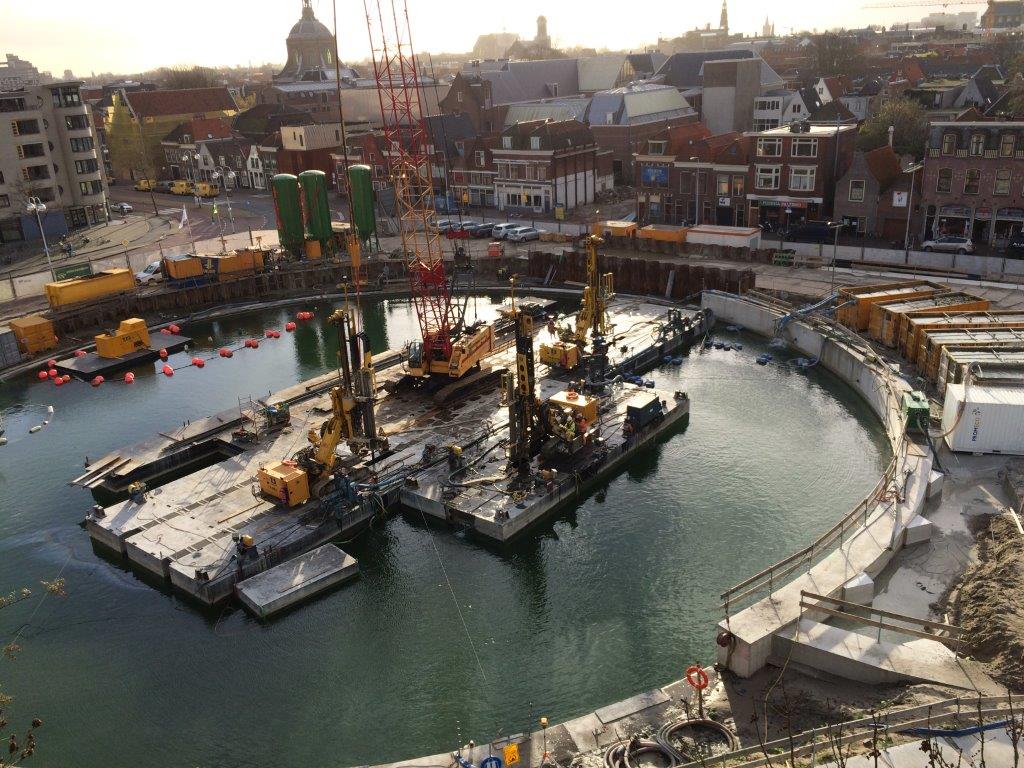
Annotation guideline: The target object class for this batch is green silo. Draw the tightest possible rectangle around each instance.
[347,164,376,243]
[272,174,303,255]
[298,170,332,242]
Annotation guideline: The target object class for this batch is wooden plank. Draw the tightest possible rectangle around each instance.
[801,590,962,634]
[798,602,960,646]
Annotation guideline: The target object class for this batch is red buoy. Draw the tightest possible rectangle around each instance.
[168,323,181,334]
[54,376,64,387]
[91,375,104,387]
[285,322,297,332]
[160,328,172,335]
[37,370,48,380]
[124,372,135,384]
[192,357,205,368]
[162,365,174,377]
[47,358,56,368]
[74,350,87,358]
[159,349,168,360]
[249,339,259,349]
[48,368,58,378]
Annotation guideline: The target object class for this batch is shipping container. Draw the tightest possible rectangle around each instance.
[941,382,1024,454]
[868,292,989,348]
[907,311,1024,366]
[637,224,688,243]
[163,254,204,280]
[921,327,1024,380]
[685,225,761,249]
[937,348,1024,396]
[44,268,134,309]
[835,280,941,331]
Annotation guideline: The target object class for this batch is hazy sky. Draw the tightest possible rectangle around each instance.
[4,0,960,76]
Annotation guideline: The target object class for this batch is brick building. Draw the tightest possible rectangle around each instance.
[834,146,923,240]
[920,120,1024,249]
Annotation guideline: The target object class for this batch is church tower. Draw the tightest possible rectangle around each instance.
[720,0,729,32]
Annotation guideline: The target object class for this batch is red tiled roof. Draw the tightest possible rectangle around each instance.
[162,117,235,143]
[125,87,237,118]
[865,146,901,189]
[666,122,712,156]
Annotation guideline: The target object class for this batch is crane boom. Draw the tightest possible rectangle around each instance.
[364,0,459,369]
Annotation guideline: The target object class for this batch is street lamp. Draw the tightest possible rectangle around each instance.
[26,197,55,280]
[689,157,700,226]
[826,220,843,294]
[902,162,924,265]
[211,167,236,233]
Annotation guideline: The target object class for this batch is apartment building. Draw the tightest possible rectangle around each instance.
[0,80,107,244]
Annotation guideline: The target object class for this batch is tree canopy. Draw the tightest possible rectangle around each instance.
[856,98,928,159]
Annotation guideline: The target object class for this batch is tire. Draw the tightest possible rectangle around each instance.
[923,246,933,252]
[957,248,967,255]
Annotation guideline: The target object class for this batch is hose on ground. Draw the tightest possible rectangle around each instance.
[656,718,739,763]
[604,737,679,768]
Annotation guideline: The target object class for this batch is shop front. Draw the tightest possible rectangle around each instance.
[749,197,818,233]
[994,207,1024,251]
[933,204,972,237]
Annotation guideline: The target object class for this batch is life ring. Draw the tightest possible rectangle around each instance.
[685,665,710,691]
[566,390,579,400]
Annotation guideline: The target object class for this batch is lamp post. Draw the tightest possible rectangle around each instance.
[26,197,55,279]
[211,167,236,233]
[689,156,700,226]
[826,220,843,294]
[903,163,924,265]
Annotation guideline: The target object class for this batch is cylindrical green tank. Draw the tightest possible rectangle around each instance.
[298,170,332,242]
[347,164,376,243]
[272,174,303,255]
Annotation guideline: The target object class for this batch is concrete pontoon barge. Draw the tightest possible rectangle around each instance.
[79,298,708,607]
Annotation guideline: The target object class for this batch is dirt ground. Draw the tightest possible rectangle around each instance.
[942,512,1024,692]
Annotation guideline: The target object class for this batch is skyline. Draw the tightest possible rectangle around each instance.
[3,0,988,78]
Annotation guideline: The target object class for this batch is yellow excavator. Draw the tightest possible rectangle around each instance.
[539,235,614,370]
[257,307,380,507]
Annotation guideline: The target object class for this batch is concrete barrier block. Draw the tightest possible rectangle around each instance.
[927,469,945,500]
[843,572,875,604]
[903,514,934,546]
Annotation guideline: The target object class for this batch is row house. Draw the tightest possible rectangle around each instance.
[161,118,234,182]
[450,134,499,208]
[833,146,923,240]
[752,88,821,132]
[491,119,612,215]
[920,120,1024,249]
[747,122,858,231]
[245,134,282,191]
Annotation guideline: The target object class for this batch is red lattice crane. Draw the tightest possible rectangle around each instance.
[364,0,460,376]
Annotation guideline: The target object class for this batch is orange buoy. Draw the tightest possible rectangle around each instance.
[47,358,56,368]
[48,368,58,378]
[61,375,71,383]
[285,322,297,332]
[168,323,181,334]
[159,349,168,360]
[192,357,205,368]
[74,350,87,358]
[124,372,135,384]
[162,365,174,377]
[37,370,48,380]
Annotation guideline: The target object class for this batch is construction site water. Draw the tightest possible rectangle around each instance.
[0,293,889,768]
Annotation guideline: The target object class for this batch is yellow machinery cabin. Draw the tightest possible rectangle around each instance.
[9,315,56,354]
[548,389,599,423]
[94,318,150,359]
[258,461,311,507]
[539,342,580,370]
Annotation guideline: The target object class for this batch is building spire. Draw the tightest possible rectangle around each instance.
[302,0,313,19]
[720,0,729,32]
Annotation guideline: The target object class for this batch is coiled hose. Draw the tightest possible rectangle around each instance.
[604,737,679,768]
[656,719,739,764]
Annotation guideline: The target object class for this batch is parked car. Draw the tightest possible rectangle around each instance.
[431,218,457,233]
[153,181,174,194]
[921,235,974,254]
[1006,234,1024,260]
[133,179,154,191]
[135,261,164,285]
[782,221,834,243]
[490,222,520,239]
[471,222,495,238]
[194,181,221,198]
[446,221,479,238]
[110,202,133,216]
[169,180,194,195]
[506,226,542,243]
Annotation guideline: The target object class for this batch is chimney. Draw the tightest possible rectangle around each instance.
[887,125,895,147]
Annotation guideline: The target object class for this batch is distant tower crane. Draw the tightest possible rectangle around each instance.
[363,0,495,389]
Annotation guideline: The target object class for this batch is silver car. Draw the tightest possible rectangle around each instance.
[921,235,974,254]
[505,226,542,242]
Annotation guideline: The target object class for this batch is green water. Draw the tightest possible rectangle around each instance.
[0,296,888,767]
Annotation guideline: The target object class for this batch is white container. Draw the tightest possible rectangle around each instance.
[941,383,1024,455]
[685,225,762,250]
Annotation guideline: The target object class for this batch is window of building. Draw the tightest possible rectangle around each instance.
[679,172,692,194]
[964,168,980,194]
[647,140,666,155]
[1000,134,1016,157]
[756,138,782,157]
[78,180,102,195]
[789,167,816,192]
[502,136,512,149]
[941,133,956,155]
[0,97,27,113]
[995,169,1011,196]
[52,87,81,108]
[969,133,985,156]
[64,114,89,130]
[717,174,730,195]
[755,165,780,190]
[69,136,94,152]
[791,138,818,158]
[12,118,40,135]
[19,143,45,159]
[474,150,485,167]
[74,159,98,174]
[937,167,952,193]
[456,91,463,103]
[849,179,865,202]
[0,195,9,208]
[732,175,744,197]
[530,136,541,150]
[753,119,779,131]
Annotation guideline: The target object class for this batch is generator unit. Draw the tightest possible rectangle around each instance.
[902,390,930,435]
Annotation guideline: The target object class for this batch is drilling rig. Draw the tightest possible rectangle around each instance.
[539,235,615,370]
[364,0,496,398]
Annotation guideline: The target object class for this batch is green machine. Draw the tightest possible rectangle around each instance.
[272,174,303,257]
[347,164,377,247]
[903,390,930,434]
[299,170,332,246]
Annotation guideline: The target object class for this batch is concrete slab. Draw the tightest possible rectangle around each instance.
[903,514,934,546]
[595,688,670,724]
[236,544,358,619]
[843,572,875,604]
[927,469,945,499]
